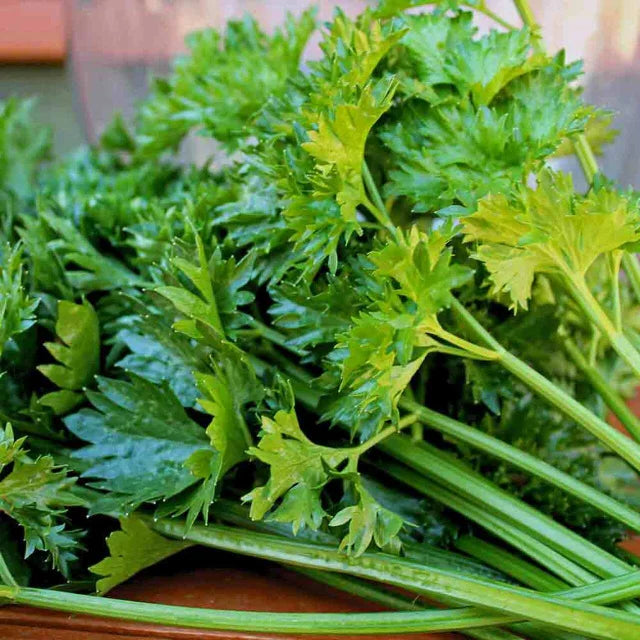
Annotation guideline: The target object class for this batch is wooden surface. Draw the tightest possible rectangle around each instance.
[0,1,65,63]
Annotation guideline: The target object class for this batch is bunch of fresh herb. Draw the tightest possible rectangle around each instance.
[2,1,640,638]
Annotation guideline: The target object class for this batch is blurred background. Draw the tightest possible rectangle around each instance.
[0,0,638,186]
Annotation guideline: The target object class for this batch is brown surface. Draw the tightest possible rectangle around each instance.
[0,1,65,63]
[0,561,457,640]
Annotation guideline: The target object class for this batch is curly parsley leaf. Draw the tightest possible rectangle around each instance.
[136,10,317,156]
[157,234,255,341]
[244,404,406,554]
[463,170,640,310]
[0,424,83,576]
[0,243,38,359]
[323,225,475,439]
[382,20,588,214]
[0,98,51,198]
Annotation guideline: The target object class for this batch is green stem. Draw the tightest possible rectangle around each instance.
[455,536,568,592]
[381,454,600,585]
[149,519,640,639]
[512,0,544,52]
[454,536,640,640]
[563,336,640,441]
[451,298,640,472]
[295,567,549,640]
[379,437,632,580]
[212,498,506,584]
[362,161,399,239]
[436,326,499,361]
[564,274,640,380]
[611,254,624,331]
[573,133,599,183]
[352,424,399,455]
[292,567,423,611]
[474,3,517,30]
[0,584,521,636]
[383,456,640,619]
[0,551,17,588]
[246,318,307,358]
[623,253,640,304]
[378,2,517,30]
[399,398,640,531]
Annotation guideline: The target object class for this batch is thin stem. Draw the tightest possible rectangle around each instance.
[377,2,518,30]
[0,550,17,587]
[563,336,640,441]
[150,519,640,639]
[436,326,499,361]
[245,318,307,358]
[451,297,640,472]
[455,536,568,592]
[564,273,640,379]
[398,398,640,531]
[573,133,599,183]
[362,161,399,239]
[512,0,544,53]
[589,327,601,366]
[612,256,624,331]
[623,253,640,304]
[351,424,399,455]
[295,568,542,640]
[474,3,517,30]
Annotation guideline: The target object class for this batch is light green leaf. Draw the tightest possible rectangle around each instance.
[244,408,341,529]
[330,480,404,556]
[303,77,398,223]
[90,516,192,594]
[463,170,640,310]
[38,389,84,416]
[38,300,100,391]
